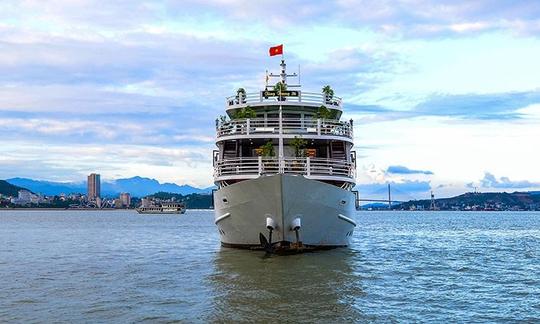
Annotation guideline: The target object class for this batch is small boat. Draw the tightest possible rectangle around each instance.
[136,202,186,214]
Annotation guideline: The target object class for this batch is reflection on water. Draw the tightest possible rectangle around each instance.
[207,248,366,322]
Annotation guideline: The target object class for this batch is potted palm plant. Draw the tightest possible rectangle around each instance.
[259,141,275,157]
[257,141,276,173]
[291,136,307,158]
[274,82,287,101]
[233,106,256,119]
[236,87,246,104]
[290,136,307,173]
[317,105,337,119]
[322,85,334,104]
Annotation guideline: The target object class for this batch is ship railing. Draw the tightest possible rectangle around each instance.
[226,91,342,108]
[214,157,355,180]
[217,118,353,139]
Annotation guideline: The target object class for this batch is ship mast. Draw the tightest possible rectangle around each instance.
[268,59,298,160]
[268,59,299,88]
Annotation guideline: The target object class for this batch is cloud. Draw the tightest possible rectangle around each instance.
[3,1,538,48]
[356,180,432,201]
[478,172,540,189]
[351,90,540,123]
[0,142,214,187]
[414,91,540,120]
[172,0,540,37]
[0,26,268,97]
[387,165,433,175]
[0,111,216,146]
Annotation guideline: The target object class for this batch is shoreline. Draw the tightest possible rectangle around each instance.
[0,208,214,211]
[0,208,537,212]
[0,208,132,211]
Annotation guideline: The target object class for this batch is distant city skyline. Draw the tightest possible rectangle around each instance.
[1,1,540,200]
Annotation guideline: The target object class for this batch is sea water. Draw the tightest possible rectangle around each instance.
[1,210,539,322]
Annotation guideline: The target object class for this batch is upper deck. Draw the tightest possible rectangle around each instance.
[216,117,353,142]
[226,91,342,112]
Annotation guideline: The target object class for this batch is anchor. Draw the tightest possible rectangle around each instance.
[259,216,277,253]
[291,217,301,243]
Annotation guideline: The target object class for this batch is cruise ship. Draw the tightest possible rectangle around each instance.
[213,47,358,252]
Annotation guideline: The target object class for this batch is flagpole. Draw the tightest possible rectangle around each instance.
[268,44,285,163]
[278,56,283,161]
[279,48,284,163]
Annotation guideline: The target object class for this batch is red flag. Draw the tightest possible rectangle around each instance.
[269,44,283,56]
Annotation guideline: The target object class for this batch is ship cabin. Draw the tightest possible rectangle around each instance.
[214,89,356,190]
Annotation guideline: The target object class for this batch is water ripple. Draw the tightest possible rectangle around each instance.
[0,210,539,322]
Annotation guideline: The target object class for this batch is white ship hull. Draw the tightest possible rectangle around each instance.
[213,174,356,249]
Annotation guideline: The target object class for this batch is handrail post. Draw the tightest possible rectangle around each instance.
[306,157,311,176]
[258,156,262,175]
[317,119,321,136]
[246,118,250,135]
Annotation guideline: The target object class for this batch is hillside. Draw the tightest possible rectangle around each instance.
[0,180,28,197]
[399,191,540,211]
[148,192,213,209]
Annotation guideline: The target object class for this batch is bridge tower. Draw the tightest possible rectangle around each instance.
[388,183,392,209]
[430,191,436,210]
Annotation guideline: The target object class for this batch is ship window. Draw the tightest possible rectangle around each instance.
[283,113,300,119]
[222,198,228,204]
[340,200,347,205]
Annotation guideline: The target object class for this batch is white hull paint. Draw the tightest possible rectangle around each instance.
[213,174,356,248]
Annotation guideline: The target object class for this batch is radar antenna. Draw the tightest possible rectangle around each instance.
[267,59,299,88]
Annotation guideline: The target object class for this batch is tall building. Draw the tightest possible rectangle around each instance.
[87,173,101,201]
[119,192,131,207]
[15,190,33,205]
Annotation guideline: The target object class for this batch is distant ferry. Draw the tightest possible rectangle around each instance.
[136,202,186,214]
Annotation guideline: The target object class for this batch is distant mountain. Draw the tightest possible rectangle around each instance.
[361,202,390,209]
[149,192,213,209]
[102,176,211,197]
[6,177,213,197]
[361,202,400,209]
[6,178,84,195]
[0,180,29,197]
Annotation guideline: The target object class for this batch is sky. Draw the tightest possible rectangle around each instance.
[1,0,540,200]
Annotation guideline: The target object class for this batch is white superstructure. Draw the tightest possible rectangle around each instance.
[213,57,358,252]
